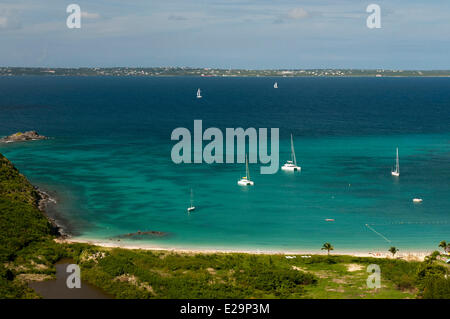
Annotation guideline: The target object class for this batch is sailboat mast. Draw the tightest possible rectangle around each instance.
[396,148,399,174]
[246,154,250,180]
[291,134,297,166]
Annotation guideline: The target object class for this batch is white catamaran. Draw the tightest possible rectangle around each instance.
[274,82,278,89]
[391,147,400,177]
[281,134,301,171]
[187,188,196,212]
[196,88,202,99]
[238,154,254,186]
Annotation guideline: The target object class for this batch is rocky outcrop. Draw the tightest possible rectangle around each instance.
[35,187,66,238]
[1,131,47,143]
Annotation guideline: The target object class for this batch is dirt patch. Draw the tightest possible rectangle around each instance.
[291,266,306,272]
[314,270,333,279]
[81,251,106,263]
[326,287,345,293]
[346,264,364,272]
[114,274,156,295]
[206,267,216,275]
[151,269,172,278]
[16,273,53,282]
[332,278,348,284]
[30,261,49,271]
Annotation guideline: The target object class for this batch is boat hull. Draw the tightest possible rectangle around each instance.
[281,165,301,172]
[238,179,254,186]
[391,171,399,176]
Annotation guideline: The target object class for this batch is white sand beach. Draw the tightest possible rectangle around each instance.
[58,238,431,261]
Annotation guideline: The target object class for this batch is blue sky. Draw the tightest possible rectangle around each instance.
[0,0,449,69]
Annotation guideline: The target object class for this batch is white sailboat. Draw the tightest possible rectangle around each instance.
[281,134,301,171]
[391,147,400,176]
[273,82,278,89]
[187,188,196,212]
[196,88,202,99]
[238,154,254,186]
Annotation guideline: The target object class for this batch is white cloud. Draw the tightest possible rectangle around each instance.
[287,8,308,20]
[0,16,7,28]
[81,11,100,19]
[0,10,21,30]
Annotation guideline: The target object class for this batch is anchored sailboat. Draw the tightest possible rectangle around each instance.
[281,134,301,171]
[391,147,400,176]
[196,88,202,99]
[187,188,196,212]
[238,154,254,186]
[274,82,278,89]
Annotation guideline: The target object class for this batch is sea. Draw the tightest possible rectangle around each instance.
[0,76,449,253]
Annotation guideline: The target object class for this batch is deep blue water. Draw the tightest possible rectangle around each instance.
[0,76,449,252]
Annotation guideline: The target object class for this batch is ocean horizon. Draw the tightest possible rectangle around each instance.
[1,76,449,253]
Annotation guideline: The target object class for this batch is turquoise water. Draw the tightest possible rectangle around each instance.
[0,76,449,252]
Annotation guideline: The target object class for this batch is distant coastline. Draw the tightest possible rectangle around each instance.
[2,67,450,77]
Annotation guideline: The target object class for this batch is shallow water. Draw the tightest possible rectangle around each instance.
[0,76,449,252]
[28,259,111,299]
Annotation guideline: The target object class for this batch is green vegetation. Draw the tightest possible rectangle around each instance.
[0,152,449,299]
[75,250,419,299]
[75,249,318,298]
[0,153,67,298]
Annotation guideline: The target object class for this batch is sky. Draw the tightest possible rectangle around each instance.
[0,0,449,69]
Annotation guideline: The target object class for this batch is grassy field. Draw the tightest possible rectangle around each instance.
[0,152,449,299]
[73,247,420,299]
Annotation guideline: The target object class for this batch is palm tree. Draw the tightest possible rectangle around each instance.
[438,240,448,254]
[321,242,334,255]
[388,246,399,258]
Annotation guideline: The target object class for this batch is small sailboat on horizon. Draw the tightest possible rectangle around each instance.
[237,154,254,186]
[196,88,202,99]
[187,188,196,212]
[391,147,400,177]
[281,134,301,172]
[273,82,278,89]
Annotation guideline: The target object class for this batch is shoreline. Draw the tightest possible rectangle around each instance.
[59,237,431,261]
[36,187,72,238]
[36,183,432,263]
[29,179,439,264]
[36,185,433,262]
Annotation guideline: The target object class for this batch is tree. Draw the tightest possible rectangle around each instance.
[438,241,448,254]
[321,242,334,256]
[389,246,399,258]
[424,251,440,264]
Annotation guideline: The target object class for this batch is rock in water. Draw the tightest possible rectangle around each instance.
[1,131,47,143]
[111,230,169,240]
